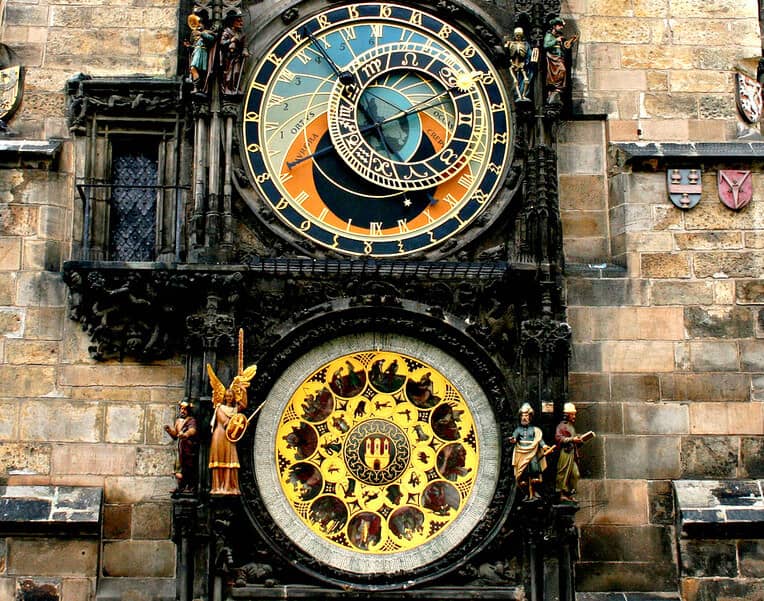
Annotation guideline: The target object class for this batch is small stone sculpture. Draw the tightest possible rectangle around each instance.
[186,11,216,96]
[505,27,535,103]
[555,402,594,502]
[220,10,249,96]
[207,362,258,495]
[509,403,551,499]
[543,18,577,105]
[164,400,198,494]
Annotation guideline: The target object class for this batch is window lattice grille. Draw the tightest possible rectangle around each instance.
[109,147,158,262]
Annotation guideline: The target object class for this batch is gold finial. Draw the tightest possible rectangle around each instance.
[238,328,244,376]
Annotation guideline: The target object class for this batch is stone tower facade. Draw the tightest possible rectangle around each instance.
[0,1,761,600]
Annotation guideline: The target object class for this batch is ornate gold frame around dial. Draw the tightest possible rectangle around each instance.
[253,332,500,575]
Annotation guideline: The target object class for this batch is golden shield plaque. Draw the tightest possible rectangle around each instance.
[225,412,249,443]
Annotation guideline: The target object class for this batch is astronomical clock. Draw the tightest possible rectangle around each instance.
[63,0,576,600]
[238,1,514,259]
[221,1,571,598]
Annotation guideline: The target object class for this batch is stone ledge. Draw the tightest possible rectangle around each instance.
[0,138,64,170]
[95,577,175,601]
[613,142,764,164]
[673,480,764,538]
[229,586,524,600]
[0,485,102,536]
[566,262,628,279]
[577,594,680,601]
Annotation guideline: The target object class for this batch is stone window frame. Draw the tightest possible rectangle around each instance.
[67,76,190,263]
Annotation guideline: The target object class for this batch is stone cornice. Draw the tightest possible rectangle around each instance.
[612,141,764,168]
[0,138,64,170]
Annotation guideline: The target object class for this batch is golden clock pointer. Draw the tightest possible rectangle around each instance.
[302,27,356,86]
[372,87,457,127]
[287,94,454,170]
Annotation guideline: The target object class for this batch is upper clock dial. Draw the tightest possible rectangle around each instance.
[242,2,512,257]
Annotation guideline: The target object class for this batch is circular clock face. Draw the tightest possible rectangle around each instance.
[242,2,513,257]
[254,333,500,575]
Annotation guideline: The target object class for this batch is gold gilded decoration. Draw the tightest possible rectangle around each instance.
[207,329,260,495]
[0,66,22,121]
[275,350,478,554]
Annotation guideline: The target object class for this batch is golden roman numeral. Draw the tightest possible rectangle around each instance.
[442,194,458,208]
[458,173,474,188]
[279,68,296,83]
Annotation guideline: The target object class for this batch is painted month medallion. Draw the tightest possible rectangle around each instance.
[254,333,500,574]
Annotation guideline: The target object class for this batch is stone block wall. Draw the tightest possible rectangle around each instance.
[565,158,764,597]
[0,162,184,597]
[0,0,182,594]
[565,0,762,141]
[559,3,764,591]
[1,0,178,139]
[558,121,611,263]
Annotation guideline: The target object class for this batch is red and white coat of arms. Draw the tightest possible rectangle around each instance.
[718,170,753,211]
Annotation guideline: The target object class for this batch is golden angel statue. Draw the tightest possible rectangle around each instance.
[207,360,257,496]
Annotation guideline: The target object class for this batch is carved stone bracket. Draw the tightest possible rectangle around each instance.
[185,273,243,352]
[62,259,554,371]
[513,0,562,45]
[172,496,207,541]
[520,316,571,355]
[66,74,183,132]
[517,145,562,265]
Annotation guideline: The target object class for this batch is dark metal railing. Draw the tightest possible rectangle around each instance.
[76,182,190,263]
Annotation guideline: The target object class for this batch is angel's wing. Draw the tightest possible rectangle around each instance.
[229,364,257,409]
[239,364,257,385]
[207,363,226,406]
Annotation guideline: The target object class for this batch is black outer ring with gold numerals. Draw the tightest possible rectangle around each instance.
[239,1,514,259]
[237,306,517,590]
